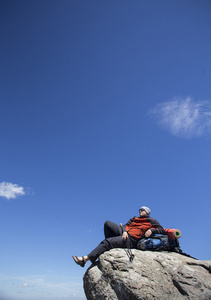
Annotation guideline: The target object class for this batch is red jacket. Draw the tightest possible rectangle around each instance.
[125,215,165,240]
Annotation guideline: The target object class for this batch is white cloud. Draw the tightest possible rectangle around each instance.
[0,182,25,200]
[149,97,211,138]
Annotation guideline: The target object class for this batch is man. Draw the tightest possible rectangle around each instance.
[73,206,164,267]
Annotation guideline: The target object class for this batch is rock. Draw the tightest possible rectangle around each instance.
[83,249,211,299]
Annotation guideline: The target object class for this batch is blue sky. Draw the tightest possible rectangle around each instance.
[1,0,211,299]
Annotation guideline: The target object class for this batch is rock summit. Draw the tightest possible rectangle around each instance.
[84,249,211,299]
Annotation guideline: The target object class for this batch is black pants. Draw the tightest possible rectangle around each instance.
[104,220,125,238]
[87,221,137,263]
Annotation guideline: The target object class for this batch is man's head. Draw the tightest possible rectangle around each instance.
[139,206,151,216]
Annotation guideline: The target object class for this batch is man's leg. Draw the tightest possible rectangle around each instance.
[87,235,126,263]
[104,220,124,238]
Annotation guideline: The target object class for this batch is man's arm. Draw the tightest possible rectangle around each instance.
[148,217,165,235]
[124,216,136,226]
[122,216,136,240]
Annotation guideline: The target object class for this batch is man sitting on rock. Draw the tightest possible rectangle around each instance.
[73,206,165,267]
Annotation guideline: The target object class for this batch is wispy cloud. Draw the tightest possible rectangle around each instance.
[0,182,25,200]
[149,97,211,138]
[18,282,35,288]
[0,273,84,300]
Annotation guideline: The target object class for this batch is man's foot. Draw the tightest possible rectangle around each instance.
[72,256,86,267]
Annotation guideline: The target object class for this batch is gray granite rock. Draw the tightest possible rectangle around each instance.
[83,249,211,300]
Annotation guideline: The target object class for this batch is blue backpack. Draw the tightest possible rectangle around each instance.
[137,234,179,251]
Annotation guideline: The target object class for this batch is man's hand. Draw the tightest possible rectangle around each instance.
[145,229,152,238]
[122,231,128,241]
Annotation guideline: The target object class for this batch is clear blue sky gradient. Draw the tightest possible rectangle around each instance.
[1,1,211,299]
